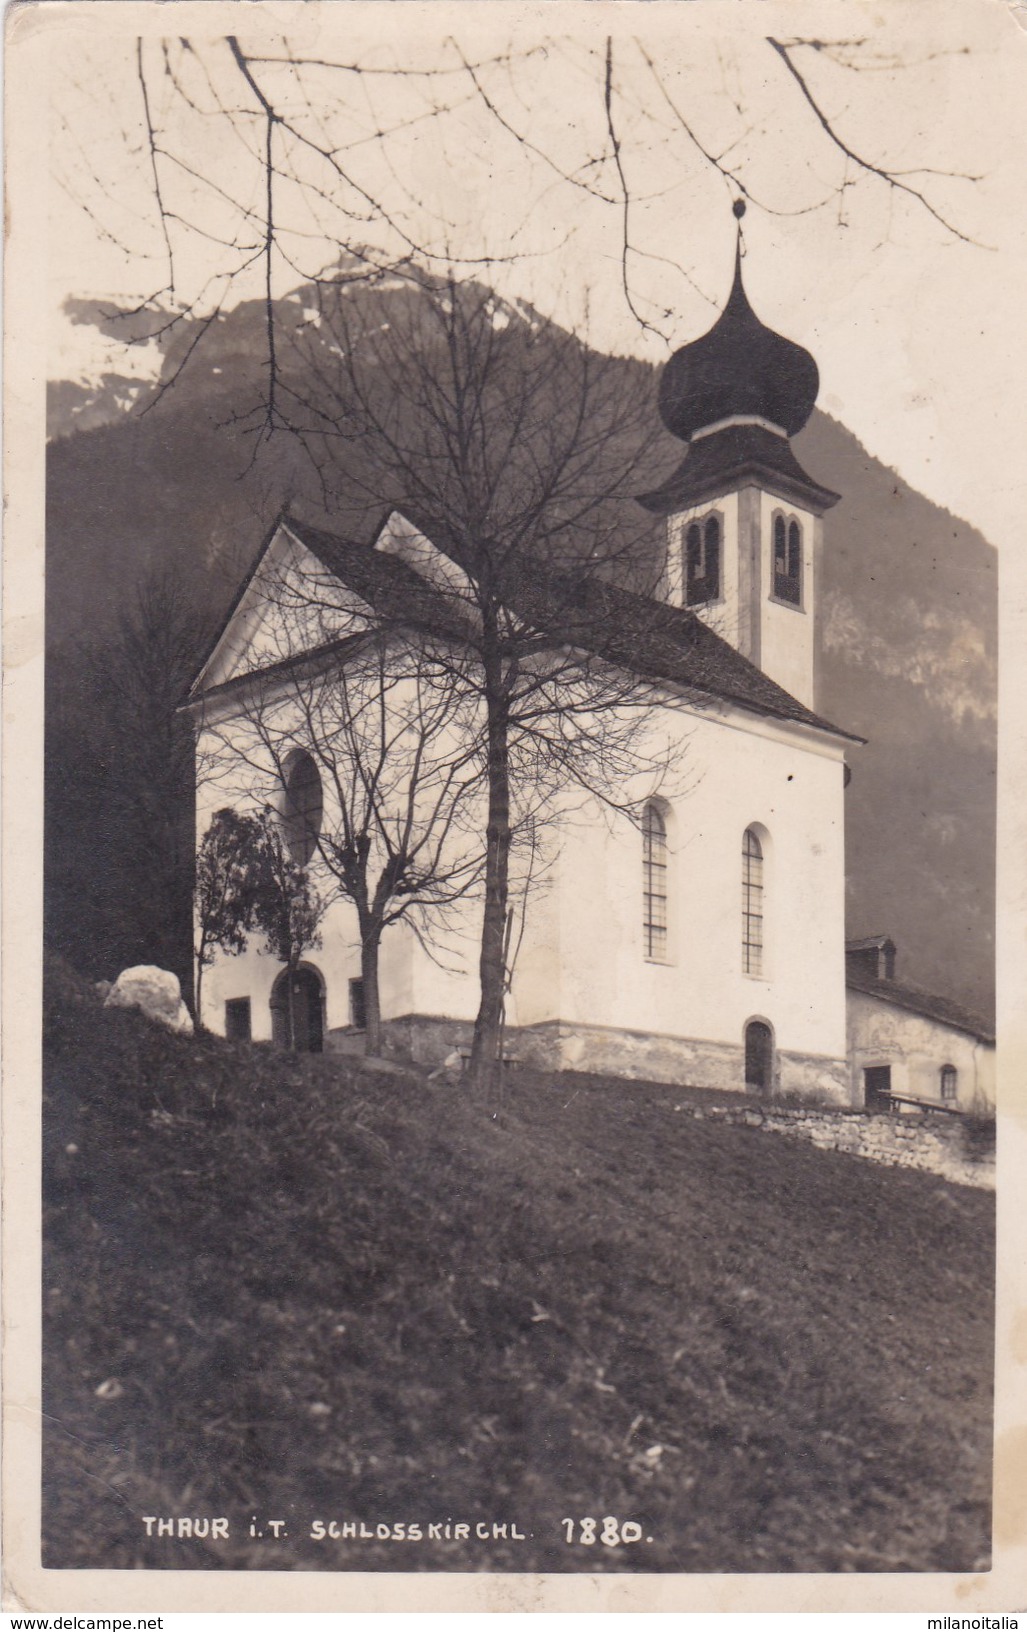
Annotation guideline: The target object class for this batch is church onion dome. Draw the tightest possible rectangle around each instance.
[658,245,820,442]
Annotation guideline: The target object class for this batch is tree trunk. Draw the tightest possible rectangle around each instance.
[361,930,383,1057]
[194,953,205,1030]
[286,956,297,1051]
[469,668,511,1093]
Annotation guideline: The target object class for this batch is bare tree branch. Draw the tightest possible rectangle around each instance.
[766,36,984,246]
[136,40,177,297]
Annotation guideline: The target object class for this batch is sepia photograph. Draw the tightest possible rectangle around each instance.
[5,0,1026,1613]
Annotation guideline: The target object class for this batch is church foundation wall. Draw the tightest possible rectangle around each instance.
[778,1048,854,1107]
[514,1019,742,1087]
[330,1012,849,1104]
[326,1012,474,1065]
[515,1019,849,1103]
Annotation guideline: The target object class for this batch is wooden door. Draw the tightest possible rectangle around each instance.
[744,1021,773,1093]
[864,1065,892,1113]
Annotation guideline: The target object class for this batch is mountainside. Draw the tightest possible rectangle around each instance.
[795,413,995,1018]
[46,286,996,1017]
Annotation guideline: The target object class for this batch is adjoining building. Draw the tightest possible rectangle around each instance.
[846,937,995,1114]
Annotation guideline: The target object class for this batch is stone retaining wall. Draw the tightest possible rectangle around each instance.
[685,1102,995,1189]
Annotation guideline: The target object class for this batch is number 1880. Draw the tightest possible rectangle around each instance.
[561,1516,644,1547]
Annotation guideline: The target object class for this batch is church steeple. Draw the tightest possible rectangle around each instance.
[639,207,839,713]
[657,229,820,443]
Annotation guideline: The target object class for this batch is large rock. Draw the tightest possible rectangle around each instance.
[104,966,193,1035]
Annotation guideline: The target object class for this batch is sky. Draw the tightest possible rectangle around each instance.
[43,0,1027,553]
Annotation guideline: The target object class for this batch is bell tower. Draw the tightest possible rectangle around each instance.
[638,203,838,713]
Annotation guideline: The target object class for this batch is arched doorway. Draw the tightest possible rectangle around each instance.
[744,1019,774,1094]
[270,965,325,1053]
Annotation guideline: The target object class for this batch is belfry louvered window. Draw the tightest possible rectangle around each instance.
[642,802,668,960]
[685,514,721,606]
[742,827,764,976]
[773,514,802,606]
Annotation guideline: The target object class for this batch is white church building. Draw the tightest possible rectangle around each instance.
[191,247,877,1105]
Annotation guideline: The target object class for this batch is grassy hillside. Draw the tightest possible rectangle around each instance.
[43,960,994,1575]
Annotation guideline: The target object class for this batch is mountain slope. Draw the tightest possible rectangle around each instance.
[796,412,995,1016]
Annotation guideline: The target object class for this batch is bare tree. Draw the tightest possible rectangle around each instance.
[269,274,700,1088]
[198,605,490,1057]
[192,279,695,1084]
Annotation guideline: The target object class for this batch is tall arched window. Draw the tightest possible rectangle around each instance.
[281,748,323,865]
[772,513,802,607]
[742,827,764,976]
[642,802,668,960]
[940,1064,958,1102]
[685,513,721,606]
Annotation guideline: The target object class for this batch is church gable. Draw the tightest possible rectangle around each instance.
[191,521,377,697]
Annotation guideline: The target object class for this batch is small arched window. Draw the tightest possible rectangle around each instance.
[940,1064,958,1102]
[642,801,668,960]
[281,749,323,865]
[685,513,721,606]
[742,827,764,976]
[772,513,802,607]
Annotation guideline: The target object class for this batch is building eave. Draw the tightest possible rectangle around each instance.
[638,423,840,519]
[182,629,374,715]
[846,973,995,1046]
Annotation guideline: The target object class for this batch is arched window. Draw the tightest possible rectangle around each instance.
[642,802,668,960]
[772,513,802,607]
[742,827,764,976]
[940,1064,958,1102]
[685,513,721,606]
[281,749,323,865]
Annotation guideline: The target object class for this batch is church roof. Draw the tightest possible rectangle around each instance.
[637,421,840,517]
[846,966,994,1044]
[658,243,820,442]
[283,517,860,743]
